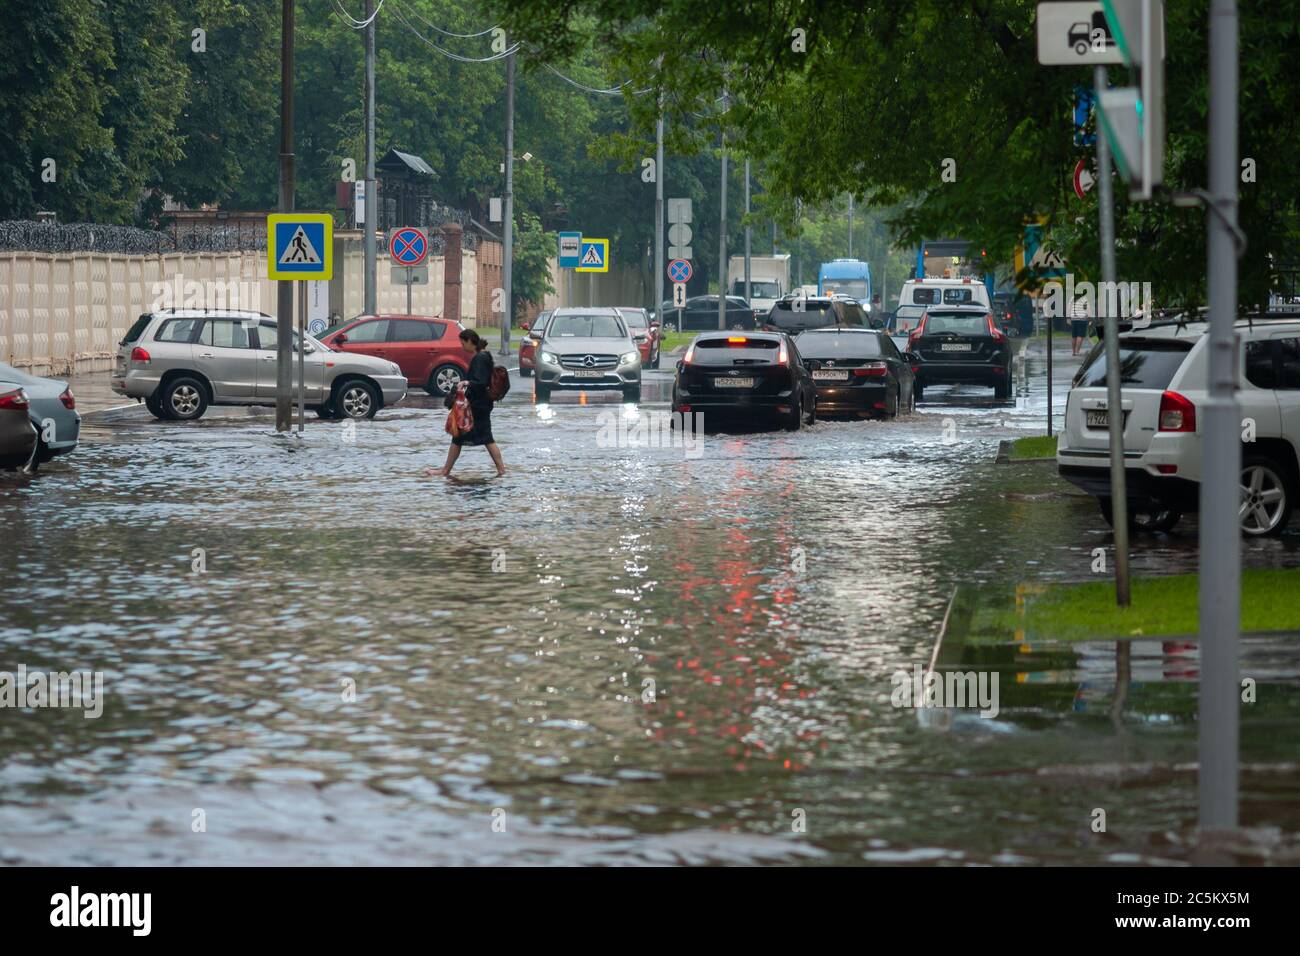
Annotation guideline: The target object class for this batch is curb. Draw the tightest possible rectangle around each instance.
[82,402,147,423]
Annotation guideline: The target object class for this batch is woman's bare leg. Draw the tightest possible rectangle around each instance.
[486,442,505,476]
[426,443,461,477]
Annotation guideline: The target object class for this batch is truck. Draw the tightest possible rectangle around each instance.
[817,258,872,303]
[727,254,792,320]
[914,239,995,302]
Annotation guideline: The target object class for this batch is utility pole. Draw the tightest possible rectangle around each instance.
[501,43,515,355]
[717,90,728,331]
[275,0,295,433]
[743,159,751,302]
[1096,64,1131,607]
[1200,0,1241,831]
[363,0,376,315]
[655,103,665,318]
[795,199,802,286]
[848,194,854,257]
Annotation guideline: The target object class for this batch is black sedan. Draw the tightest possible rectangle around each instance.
[795,328,915,418]
[907,307,1014,400]
[659,295,756,332]
[672,331,816,430]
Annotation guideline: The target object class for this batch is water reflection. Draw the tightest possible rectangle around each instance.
[0,372,1297,864]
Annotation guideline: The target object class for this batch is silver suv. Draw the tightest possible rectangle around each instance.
[534,307,642,403]
[111,310,408,421]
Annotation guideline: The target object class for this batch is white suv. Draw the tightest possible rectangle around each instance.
[1057,316,1300,536]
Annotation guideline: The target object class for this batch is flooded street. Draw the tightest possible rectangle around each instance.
[3,343,1299,865]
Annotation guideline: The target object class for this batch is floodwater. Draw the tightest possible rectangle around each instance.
[2,342,1298,865]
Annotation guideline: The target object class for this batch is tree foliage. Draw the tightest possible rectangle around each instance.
[492,0,1300,308]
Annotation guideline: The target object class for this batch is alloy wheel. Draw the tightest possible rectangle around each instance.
[436,366,462,394]
[1240,463,1287,535]
[171,385,200,417]
[341,385,372,418]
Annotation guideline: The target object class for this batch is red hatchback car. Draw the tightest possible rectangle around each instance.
[616,307,661,369]
[318,314,469,396]
[517,309,552,377]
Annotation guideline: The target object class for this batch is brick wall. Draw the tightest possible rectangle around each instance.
[476,238,503,326]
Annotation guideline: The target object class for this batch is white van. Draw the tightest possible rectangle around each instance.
[898,277,992,312]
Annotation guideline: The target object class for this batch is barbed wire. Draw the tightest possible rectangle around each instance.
[0,221,271,255]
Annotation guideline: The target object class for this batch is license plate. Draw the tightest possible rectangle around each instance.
[813,369,848,381]
[715,377,754,388]
[1086,410,1113,428]
[573,369,605,378]
[939,343,972,352]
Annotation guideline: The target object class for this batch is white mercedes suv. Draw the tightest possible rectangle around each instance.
[1057,315,1300,536]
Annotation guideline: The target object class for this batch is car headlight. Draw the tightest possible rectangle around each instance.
[541,350,559,365]
[620,351,639,365]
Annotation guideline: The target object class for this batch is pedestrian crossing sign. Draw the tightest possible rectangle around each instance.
[267,213,334,280]
[575,238,609,273]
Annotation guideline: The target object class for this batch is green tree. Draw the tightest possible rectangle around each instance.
[492,0,1300,309]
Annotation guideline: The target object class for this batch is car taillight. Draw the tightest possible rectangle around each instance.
[853,362,889,377]
[131,346,151,364]
[777,340,789,365]
[683,343,696,365]
[727,336,748,344]
[60,387,75,409]
[1158,391,1196,432]
[0,390,28,411]
[986,315,1005,341]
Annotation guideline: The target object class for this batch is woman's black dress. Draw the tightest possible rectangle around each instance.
[453,349,495,447]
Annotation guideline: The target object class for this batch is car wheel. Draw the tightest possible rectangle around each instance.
[886,386,900,418]
[162,376,208,421]
[994,370,1012,400]
[334,379,379,420]
[21,437,42,474]
[520,366,533,378]
[806,391,816,425]
[784,399,802,431]
[623,386,641,404]
[914,384,924,404]
[428,363,464,397]
[1240,455,1293,537]
[144,394,167,419]
[535,382,552,403]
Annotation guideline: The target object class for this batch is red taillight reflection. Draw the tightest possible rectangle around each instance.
[1158,391,1196,432]
[130,346,151,364]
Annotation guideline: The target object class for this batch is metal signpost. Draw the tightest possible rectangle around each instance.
[558,231,581,309]
[388,226,428,314]
[667,199,693,331]
[267,212,333,436]
[1037,5,1126,598]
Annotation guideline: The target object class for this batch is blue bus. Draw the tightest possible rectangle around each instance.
[817,258,872,302]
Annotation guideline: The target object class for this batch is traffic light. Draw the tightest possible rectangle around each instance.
[1097,0,1164,200]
